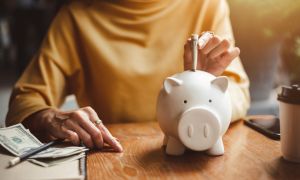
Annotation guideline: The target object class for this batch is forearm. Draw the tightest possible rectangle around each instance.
[6,51,70,126]
[5,93,52,126]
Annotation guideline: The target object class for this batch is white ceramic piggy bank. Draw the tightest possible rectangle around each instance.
[156,70,231,156]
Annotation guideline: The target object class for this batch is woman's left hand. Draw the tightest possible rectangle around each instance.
[183,33,240,76]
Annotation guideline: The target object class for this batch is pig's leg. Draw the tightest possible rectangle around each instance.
[206,137,224,156]
[163,135,169,146]
[166,137,185,155]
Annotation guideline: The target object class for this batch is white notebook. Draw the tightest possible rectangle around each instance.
[0,148,85,180]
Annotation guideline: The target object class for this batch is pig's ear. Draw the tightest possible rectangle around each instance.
[163,77,183,94]
[211,76,228,93]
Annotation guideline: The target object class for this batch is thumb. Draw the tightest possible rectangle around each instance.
[59,126,80,146]
[49,120,80,146]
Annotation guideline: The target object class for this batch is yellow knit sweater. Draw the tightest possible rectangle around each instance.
[6,0,250,125]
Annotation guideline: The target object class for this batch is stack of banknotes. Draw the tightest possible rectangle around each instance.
[0,124,88,167]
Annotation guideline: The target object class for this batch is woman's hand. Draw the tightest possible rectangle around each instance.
[183,33,240,76]
[23,107,123,152]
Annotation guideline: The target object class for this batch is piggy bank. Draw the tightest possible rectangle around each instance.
[156,70,231,156]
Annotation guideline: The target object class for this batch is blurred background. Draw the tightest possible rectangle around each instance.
[0,0,299,125]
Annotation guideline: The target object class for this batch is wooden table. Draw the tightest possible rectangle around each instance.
[87,121,300,180]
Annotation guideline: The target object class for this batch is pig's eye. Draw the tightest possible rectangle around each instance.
[184,100,188,104]
[209,99,212,103]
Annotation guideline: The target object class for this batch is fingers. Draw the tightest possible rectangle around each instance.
[184,34,223,71]
[221,47,240,64]
[206,47,240,76]
[61,127,80,146]
[82,107,123,152]
[183,33,240,76]
[61,107,123,151]
[69,109,104,149]
[64,118,95,148]
[48,107,122,151]
[201,36,221,54]
[207,39,231,59]
[98,124,123,152]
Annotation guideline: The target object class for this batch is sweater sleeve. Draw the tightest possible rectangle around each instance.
[5,5,82,126]
[211,0,250,122]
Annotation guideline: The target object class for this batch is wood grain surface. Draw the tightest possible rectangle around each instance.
[87,121,300,180]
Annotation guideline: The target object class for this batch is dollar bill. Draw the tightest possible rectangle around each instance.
[0,124,87,159]
[29,152,86,167]
[0,124,42,156]
[32,146,88,159]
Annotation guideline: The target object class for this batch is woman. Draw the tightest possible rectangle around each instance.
[6,0,250,152]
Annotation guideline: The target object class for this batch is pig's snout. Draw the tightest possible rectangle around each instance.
[178,107,221,151]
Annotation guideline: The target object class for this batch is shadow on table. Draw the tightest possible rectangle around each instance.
[265,157,300,179]
[139,145,226,177]
[88,145,120,154]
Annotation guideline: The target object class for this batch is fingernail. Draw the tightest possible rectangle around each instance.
[115,141,123,152]
[198,41,206,49]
